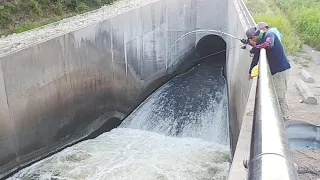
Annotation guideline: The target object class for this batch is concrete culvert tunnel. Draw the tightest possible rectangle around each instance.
[195,35,227,76]
[196,35,227,63]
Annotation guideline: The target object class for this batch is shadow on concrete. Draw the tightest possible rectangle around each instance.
[285,120,320,150]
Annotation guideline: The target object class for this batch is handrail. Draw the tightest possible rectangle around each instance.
[247,48,299,180]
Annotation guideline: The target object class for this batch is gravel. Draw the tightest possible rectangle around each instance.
[0,0,158,56]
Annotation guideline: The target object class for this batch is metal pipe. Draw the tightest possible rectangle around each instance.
[247,49,299,180]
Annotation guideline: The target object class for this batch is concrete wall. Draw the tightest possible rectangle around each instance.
[0,0,252,177]
[226,0,254,153]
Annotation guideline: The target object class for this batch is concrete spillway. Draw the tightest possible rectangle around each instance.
[8,49,231,179]
[0,0,253,178]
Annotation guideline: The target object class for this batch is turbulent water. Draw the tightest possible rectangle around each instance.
[8,59,230,180]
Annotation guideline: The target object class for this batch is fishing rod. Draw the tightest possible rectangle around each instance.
[168,29,245,56]
[166,29,248,69]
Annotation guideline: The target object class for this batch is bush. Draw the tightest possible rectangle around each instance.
[75,1,89,13]
[0,3,20,28]
[27,0,43,18]
[51,0,64,15]
[63,0,78,11]
[102,0,115,5]
[0,8,11,28]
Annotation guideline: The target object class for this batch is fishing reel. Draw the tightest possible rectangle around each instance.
[240,39,249,49]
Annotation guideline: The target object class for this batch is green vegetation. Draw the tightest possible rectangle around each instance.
[274,0,320,50]
[14,17,62,33]
[245,0,320,52]
[0,0,117,36]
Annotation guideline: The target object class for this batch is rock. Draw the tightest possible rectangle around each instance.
[299,69,315,83]
[296,80,318,105]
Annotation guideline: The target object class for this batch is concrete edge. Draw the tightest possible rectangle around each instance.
[295,79,318,105]
[228,78,257,180]
[299,69,315,83]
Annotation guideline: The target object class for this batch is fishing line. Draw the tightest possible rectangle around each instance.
[166,29,248,69]
[193,44,245,63]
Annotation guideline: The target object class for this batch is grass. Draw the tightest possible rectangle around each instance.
[0,0,117,36]
[245,0,320,52]
[12,17,62,34]
[274,0,320,50]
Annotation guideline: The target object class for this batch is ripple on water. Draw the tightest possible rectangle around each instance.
[8,128,230,180]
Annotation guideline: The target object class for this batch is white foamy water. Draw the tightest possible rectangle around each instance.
[121,67,229,145]
[8,128,230,180]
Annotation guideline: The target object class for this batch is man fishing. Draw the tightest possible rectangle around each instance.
[244,22,283,59]
[244,26,291,120]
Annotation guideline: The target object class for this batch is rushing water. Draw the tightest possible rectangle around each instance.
[121,61,228,145]
[8,59,230,180]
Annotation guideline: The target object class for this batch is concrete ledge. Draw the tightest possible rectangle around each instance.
[228,78,257,180]
[296,80,318,105]
[299,69,315,83]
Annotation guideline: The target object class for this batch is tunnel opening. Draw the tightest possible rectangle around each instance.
[195,35,227,77]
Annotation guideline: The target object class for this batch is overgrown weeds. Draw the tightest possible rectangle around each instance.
[245,0,320,52]
[0,0,117,35]
[274,0,320,50]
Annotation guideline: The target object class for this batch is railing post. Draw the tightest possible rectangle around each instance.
[247,49,299,180]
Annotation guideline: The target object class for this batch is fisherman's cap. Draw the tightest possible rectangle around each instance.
[256,22,269,30]
[246,27,260,39]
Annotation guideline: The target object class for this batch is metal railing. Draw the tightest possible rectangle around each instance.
[247,49,299,180]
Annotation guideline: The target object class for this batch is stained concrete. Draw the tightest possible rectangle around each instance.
[0,0,253,178]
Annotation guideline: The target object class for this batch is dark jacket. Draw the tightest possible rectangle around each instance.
[249,31,291,75]
[249,47,259,74]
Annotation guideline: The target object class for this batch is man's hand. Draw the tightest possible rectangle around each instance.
[248,74,253,80]
[249,53,254,57]
[240,39,248,44]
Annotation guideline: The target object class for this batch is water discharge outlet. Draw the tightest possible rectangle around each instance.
[0,0,264,179]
